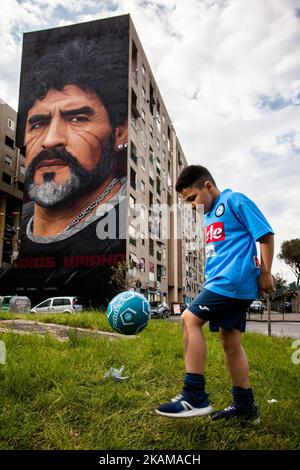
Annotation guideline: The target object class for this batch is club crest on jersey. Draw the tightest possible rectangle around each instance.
[215,203,225,217]
[205,222,225,243]
[206,244,216,257]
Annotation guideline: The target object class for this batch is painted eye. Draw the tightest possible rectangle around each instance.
[31,121,47,130]
[70,116,89,123]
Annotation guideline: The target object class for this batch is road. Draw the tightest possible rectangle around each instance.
[168,316,300,339]
[246,321,300,339]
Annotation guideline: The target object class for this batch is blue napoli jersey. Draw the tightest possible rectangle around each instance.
[203,189,274,299]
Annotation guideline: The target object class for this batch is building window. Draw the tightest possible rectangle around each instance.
[5,155,12,166]
[129,194,136,216]
[149,168,154,186]
[141,108,145,122]
[149,240,155,257]
[142,86,146,99]
[156,178,161,196]
[140,156,146,171]
[2,173,12,185]
[18,182,24,192]
[8,118,15,131]
[141,232,145,246]
[5,135,14,149]
[131,39,138,82]
[142,63,146,76]
[141,205,146,221]
[140,257,145,272]
[157,264,162,282]
[156,138,160,150]
[129,223,136,246]
[140,130,146,148]
[149,124,153,138]
[141,179,145,193]
[130,167,136,190]
[156,159,161,175]
[149,262,155,281]
[149,191,153,207]
[149,146,154,164]
[163,150,166,161]
[131,89,139,129]
[156,102,161,132]
[131,141,137,164]
[162,113,166,125]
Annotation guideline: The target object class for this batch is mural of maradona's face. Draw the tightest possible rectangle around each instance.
[24,84,123,209]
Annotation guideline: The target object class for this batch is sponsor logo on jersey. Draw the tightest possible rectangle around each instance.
[215,203,225,217]
[206,244,216,257]
[205,222,225,243]
[253,256,261,268]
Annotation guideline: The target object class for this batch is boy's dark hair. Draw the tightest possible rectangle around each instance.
[175,165,216,192]
[18,37,128,145]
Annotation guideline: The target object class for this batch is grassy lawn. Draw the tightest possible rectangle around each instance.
[0,312,299,450]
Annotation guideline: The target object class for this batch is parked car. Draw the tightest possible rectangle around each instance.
[248,300,265,314]
[31,297,83,314]
[0,295,14,312]
[150,301,170,319]
[279,301,292,314]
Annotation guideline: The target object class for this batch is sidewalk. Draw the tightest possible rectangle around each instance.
[247,311,300,322]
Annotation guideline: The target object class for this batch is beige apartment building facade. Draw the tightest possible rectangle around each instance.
[0,99,25,270]
[127,18,203,305]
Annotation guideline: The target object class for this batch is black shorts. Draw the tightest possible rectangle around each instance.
[187,288,254,333]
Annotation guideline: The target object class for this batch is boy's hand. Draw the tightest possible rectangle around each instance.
[258,272,276,297]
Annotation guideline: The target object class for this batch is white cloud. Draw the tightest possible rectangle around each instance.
[0,0,299,283]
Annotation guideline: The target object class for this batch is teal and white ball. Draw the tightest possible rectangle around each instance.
[106,291,151,335]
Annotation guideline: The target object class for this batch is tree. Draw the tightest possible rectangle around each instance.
[278,239,300,287]
[109,261,136,293]
[273,273,288,295]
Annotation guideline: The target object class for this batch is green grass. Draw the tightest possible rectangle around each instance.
[0,312,299,450]
[0,310,110,331]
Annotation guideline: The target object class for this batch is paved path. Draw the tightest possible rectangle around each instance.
[167,316,300,339]
[247,312,300,322]
[0,320,135,341]
[246,321,300,339]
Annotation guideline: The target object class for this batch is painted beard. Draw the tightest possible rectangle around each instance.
[24,134,115,209]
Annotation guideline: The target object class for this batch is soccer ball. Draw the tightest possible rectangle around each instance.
[106,291,151,335]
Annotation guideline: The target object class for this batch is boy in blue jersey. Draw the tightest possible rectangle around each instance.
[156,165,275,422]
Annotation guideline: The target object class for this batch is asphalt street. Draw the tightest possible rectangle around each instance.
[246,321,300,339]
[168,316,300,339]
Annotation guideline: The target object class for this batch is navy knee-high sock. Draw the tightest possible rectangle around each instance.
[182,373,208,402]
[232,386,255,412]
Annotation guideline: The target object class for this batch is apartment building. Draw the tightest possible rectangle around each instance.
[0,99,25,270]
[127,17,203,304]
[0,15,203,306]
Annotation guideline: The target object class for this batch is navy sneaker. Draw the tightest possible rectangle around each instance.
[156,393,212,418]
[210,404,260,424]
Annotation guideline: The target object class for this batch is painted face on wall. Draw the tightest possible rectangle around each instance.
[24,84,126,209]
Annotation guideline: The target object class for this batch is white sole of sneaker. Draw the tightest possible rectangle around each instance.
[156,405,213,418]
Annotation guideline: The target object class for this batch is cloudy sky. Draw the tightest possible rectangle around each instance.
[1,0,300,283]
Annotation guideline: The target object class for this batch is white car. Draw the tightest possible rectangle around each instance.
[31,297,83,314]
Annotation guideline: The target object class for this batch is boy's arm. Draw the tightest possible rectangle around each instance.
[258,233,276,297]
